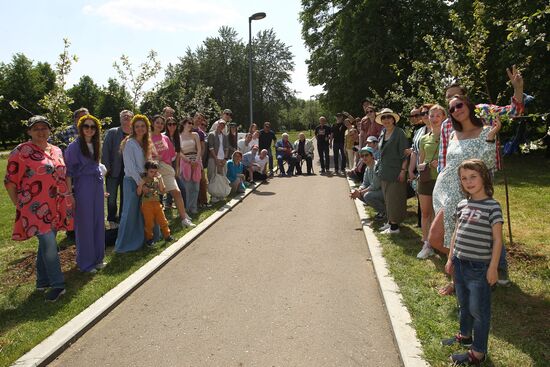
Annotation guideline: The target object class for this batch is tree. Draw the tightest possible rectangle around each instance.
[0,54,55,146]
[113,50,162,110]
[96,78,133,127]
[68,75,101,113]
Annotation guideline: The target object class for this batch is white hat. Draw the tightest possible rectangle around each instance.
[375,108,400,125]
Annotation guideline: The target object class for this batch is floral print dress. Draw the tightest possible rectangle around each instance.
[432,128,495,248]
[4,142,74,240]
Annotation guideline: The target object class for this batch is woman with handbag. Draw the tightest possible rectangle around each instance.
[179,117,202,217]
[416,105,446,259]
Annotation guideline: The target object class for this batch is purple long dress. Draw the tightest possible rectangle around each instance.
[64,138,105,272]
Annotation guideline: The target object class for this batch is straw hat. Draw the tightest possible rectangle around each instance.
[375,108,400,125]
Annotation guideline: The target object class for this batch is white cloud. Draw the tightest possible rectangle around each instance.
[83,0,240,32]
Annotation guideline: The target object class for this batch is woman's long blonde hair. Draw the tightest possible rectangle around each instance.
[120,114,153,159]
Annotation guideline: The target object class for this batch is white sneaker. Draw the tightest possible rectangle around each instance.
[95,262,107,270]
[181,218,196,228]
[379,223,391,232]
[381,227,400,234]
[417,242,434,259]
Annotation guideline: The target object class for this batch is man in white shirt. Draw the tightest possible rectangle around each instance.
[238,133,253,154]
[209,109,232,134]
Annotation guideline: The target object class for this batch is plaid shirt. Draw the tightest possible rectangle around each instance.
[52,125,78,150]
[438,96,524,172]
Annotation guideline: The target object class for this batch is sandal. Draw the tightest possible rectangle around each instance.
[451,350,486,365]
[438,282,455,296]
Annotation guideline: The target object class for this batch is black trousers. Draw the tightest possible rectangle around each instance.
[317,143,330,170]
[295,155,313,174]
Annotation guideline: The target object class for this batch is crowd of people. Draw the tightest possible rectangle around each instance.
[3,105,319,302]
[343,66,524,365]
[3,64,527,364]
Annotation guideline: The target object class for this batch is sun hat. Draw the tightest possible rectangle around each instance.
[375,108,400,125]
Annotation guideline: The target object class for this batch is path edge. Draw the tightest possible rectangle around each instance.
[12,184,262,367]
[347,177,428,367]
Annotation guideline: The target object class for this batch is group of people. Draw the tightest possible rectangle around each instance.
[344,66,525,365]
[3,105,304,302]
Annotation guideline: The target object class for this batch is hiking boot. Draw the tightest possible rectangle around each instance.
[45,288,66,302]
[442,333,473,347]
[451,350,486,365]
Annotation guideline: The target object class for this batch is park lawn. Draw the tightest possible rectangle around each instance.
[365,152,549,367]
[0,157,233,367]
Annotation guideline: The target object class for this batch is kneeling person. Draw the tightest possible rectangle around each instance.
[349,147,385,219]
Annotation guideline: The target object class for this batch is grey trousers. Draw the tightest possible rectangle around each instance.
[360,190,386,214]
[381,180,407,224]
[207,157,227,183]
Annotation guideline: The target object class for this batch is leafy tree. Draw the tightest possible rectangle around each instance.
[68,75,101,113]
[96,78,133,127]
[0,54,55,147]
[113,50,162,110]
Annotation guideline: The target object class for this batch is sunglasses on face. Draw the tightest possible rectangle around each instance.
[224,113,232,117]
[83,124,97,130]
[420,111,429,116]
[449,102,465,114]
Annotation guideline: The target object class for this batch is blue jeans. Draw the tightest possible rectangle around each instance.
[106,175,124,222]
[453,257,491,354]
[333,142,346,171]
[36,231,65,289]
[182,179,199,213]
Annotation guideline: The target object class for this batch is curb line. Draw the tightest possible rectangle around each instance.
[12,184,262,367]
[347,177,428,367]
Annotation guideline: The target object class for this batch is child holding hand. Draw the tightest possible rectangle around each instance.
[442,159,504,365]
[137,161,174,246]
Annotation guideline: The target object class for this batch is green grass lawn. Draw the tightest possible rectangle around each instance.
[0,157,234,366]
[365,152,549,367]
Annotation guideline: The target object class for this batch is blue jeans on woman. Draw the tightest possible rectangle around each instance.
[182,179,199,214]
[453,257,491,354]
[36,231,65,289]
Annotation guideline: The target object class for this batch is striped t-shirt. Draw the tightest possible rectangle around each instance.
[453,198,504,263]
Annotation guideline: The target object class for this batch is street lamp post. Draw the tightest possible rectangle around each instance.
[248,12,266,129]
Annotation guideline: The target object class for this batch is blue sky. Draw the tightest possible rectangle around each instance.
[0,0,322,99]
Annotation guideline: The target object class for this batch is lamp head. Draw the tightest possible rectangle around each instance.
[249,12,266,21]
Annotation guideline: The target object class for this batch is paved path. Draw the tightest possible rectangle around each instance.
[50,171,401,366]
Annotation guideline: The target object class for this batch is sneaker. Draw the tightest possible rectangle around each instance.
[145,239,155,247]
[108,221,119,229]
[417,242,435,259]
[441,333,473,347]
[45,288,66,302]
[164,235,175,243]
[379,222,391,232]
[381,227,400,234]
[181,218,196,228]
[450,350,486,365]
[497,268,511,287]
[36,285,49,292]
[374,212,386,221]
[95,262,107,270]
[321,169,326,174]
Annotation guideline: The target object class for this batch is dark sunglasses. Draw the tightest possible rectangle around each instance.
[166,122,178,126]
[380,115,393,120]
[449,102,464,114]
[366,109,376,114]
[82,124,97,130]
[419,111,429,116]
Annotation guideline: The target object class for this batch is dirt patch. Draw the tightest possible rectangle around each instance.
[2,245,77,287]
[507,241,548,265]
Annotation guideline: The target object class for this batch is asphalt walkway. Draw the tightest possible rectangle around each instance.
[50,169,401,366]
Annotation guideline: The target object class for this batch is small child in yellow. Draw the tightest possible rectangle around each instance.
[137,161,174,246]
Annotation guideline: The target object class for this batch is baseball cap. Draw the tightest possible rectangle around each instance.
[366,136,379,143]
[27,115,52,129]
[359,146,374,156]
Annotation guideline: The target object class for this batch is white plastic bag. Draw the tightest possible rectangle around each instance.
[208,173,231,198]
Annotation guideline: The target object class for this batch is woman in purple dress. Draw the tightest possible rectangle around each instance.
[64,114,106,273]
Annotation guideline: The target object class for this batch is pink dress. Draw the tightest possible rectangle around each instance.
[4,142,74,240]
